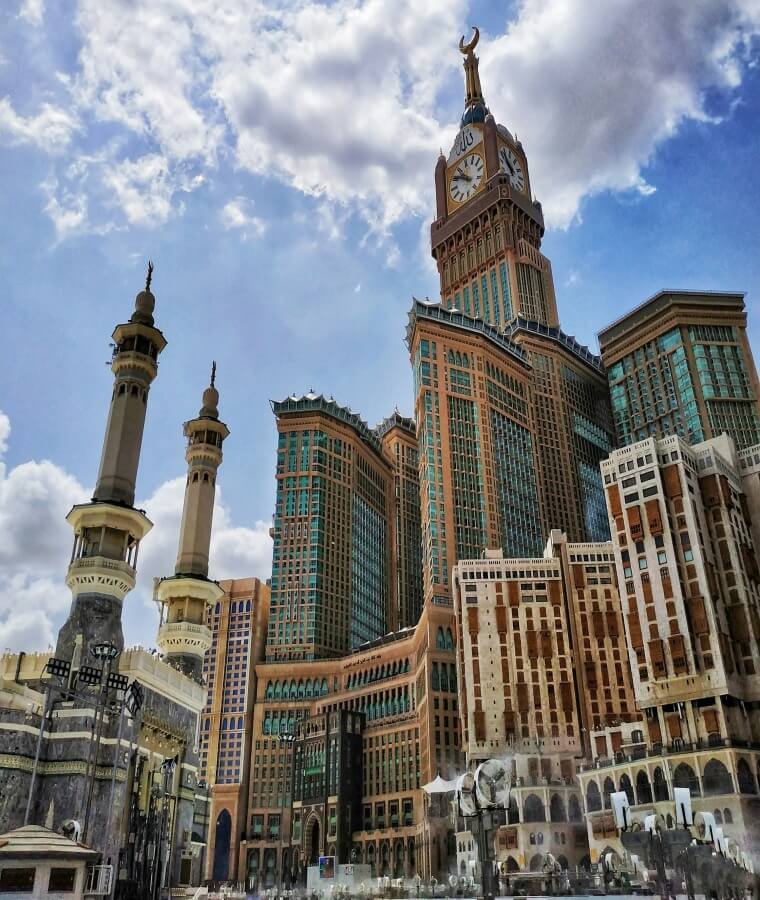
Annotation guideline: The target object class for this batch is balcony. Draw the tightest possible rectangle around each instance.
[66,555,136,601]
[157,621,212,657]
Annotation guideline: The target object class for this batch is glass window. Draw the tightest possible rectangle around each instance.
[0,868,36,893]
[48,869,76,893]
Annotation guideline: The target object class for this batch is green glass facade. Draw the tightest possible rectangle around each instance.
[608,326,704,446]
[607,322,760,450]
[268,397,392,660]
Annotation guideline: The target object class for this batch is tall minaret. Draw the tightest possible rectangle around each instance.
[156,365,229,680]
[57,264,166,661]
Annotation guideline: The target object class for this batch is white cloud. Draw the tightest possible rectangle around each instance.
[18,0,44,27]
[564,269,581,288]
[220,197,266,238]
[12,0,760,238]
[0,411,271,653]
[0,97,78,152]
[480,0,760,227]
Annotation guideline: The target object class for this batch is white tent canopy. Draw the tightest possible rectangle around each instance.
[422,774,458,794]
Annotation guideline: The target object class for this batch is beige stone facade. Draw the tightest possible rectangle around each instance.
[576,433,760,865]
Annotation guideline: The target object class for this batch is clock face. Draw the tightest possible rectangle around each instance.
[499,145,525,191]
[449,153,484,204]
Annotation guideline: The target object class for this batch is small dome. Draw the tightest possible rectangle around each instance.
[131,288,155,325]
[200,385,219,419]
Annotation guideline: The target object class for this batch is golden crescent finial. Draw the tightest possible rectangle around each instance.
[459,26,480,55]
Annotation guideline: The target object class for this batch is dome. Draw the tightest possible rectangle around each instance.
[131,288,155,325]
[200,384,219,419]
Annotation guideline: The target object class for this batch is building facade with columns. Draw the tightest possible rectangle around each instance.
[451,531,637,874]
[0,269,230,894]
[576,432,760,865]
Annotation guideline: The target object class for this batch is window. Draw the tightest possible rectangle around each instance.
[0,868,36,893]
[49,869,77,893]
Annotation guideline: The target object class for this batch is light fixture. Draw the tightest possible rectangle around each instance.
[91,641,119,661]
[77,665,104,686]
[106,672,129,692]
[45,658,71,679]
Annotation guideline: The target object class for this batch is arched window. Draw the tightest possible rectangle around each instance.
[737,759,756,794]
[289,680,298,700]
[215,602,221,614]
[431,663,440,691]
[204,718,210,731]
[714,809,723,825]
[673,762,701,797]
[603,777,615,809]
[263,717,271,735]
[238,716,244,729]
[221,717,228,730]
[297,680,305,698]
[653,767,669,801]
[436,628,445,649]
[724,808,733,824]
[619,773,634,805]
[305,679,313,698]
[523,794,545,823]
[586,782,602,813]
[568,796,582,822]
[445,629,454,650]
[246,600,251,612]
[440,665,449,692]
[550,794,566,822]
[321,678,328,695]
[636,770,653,805]
[508,796,519,824]
[273,680,282,699]
[265,682,274,700]
[703,759,733,796]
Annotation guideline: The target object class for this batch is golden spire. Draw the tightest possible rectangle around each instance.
[459,26,486,112]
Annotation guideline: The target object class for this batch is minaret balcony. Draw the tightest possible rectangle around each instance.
[66,556,137,602]
[157,621,213,657]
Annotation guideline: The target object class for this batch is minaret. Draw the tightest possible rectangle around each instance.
[156,364,229,680]
[57,264,166,660]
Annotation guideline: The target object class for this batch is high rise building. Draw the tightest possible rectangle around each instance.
[241,602,461,889]
[377,411,424,629]
[451,532,637,873]
[577,433,760,864]
[407,303,543,604]
[411,30,612,606]
[267,393,396,661]
[599,289,760,449]
[200,578,269,882]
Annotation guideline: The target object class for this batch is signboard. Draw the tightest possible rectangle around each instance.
[344,866,354,876]
[319,857,335,879]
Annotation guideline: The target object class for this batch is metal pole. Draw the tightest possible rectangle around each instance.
[24,683,52,825]
[101,702,126,858]
[83,658,112,842]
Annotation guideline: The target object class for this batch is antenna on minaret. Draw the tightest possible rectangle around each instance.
[145,260,154,292]
[210,360,217,387]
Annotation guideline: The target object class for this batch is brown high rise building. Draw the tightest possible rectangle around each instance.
[200,578,269,882]
[451,532,637,873]
[267,393,396,661]
[577,433,760,866]
[377,411,424,629]
[241,602,462,888]
[599,289,760,450]
[411,30,613,606]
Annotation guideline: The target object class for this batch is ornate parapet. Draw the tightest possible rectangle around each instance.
[119,647,207,714]
[66,556,136,601]
[157,622,213,658]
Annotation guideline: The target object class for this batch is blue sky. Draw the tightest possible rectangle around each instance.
[1,0,759,650]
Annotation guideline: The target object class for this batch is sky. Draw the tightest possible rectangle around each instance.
[1,0,759,652]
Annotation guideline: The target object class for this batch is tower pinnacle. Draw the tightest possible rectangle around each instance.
[459,26,488,124]
[57,265,165,660]
[156,371,229,679]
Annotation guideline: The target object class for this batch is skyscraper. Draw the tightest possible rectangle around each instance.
[267,393,396,660]
[200,577,269,882]
[599,289,760,449]
[377,411,424,629]
[412,29,613,606]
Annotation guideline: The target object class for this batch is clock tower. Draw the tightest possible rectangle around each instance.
[432,27,559,327]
